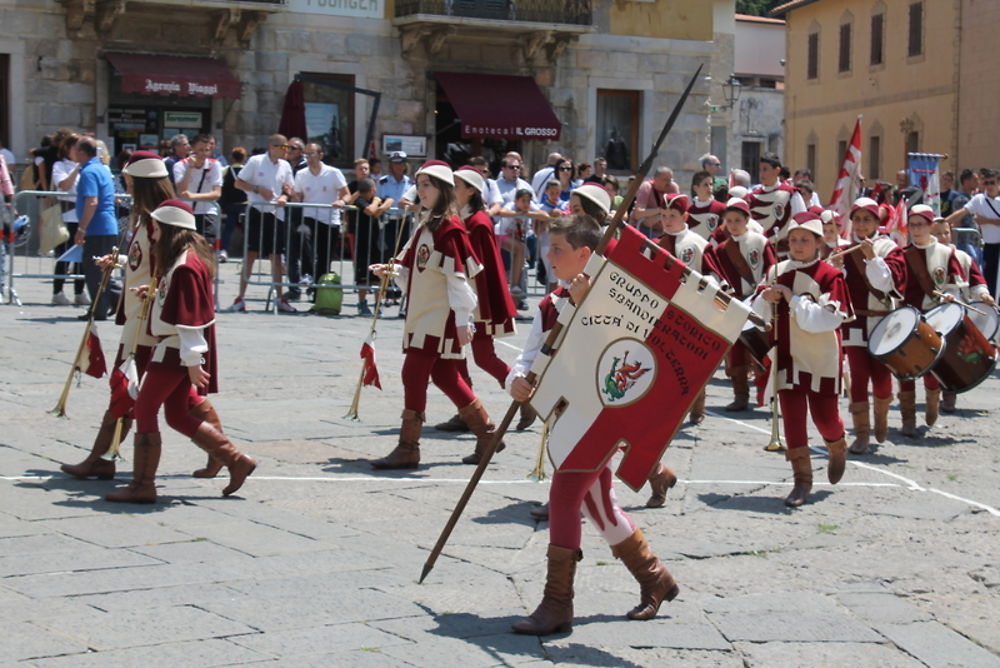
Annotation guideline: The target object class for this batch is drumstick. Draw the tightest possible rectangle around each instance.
[932,290,988,316]
[826,244,866,262]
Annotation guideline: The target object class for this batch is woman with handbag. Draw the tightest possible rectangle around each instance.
[50,132,87,306]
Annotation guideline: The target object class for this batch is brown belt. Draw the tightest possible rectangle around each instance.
[855,309,891,317]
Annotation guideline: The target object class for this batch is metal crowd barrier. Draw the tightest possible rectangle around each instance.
[4,190,132,306]
[234,200,414,314]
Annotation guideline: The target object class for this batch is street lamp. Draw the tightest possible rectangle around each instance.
[722,75,743,110]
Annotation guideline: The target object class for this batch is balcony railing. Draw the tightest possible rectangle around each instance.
[395,0,593,26]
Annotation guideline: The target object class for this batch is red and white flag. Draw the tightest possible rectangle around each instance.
[828,115,863,239]
[888,196,909,245]
[360,331,382,390]
[109,356,140,418]
[76,323,106,379]
[528,224,751,491]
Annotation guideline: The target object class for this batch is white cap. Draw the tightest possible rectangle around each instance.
[415,160,455,187]
[453,166,485,194]
[574,183,611,213]
[728,185,748,199]
[151,199,196,230]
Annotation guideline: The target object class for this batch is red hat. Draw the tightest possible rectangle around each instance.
[908,204,935,224]
[664,193,690,213]
[415,160,454,186]
[123,150,169,179]
[849,197,880,220]
[151,199,196,230]
[723,197,750,216]
[789,211,823,237]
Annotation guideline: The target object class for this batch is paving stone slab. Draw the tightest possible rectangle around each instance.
[0,620,90,662]
[30,638,269,667]
[227,621,411,657]
[734,640,923,667]
[836,592,933,625]
[378,632,544,667]
[875,621,1000,668]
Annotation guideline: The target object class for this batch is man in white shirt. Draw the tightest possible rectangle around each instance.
[228,134,295,313]
[292,143,350,283]
[531,152,562,196]
[945,168,1000,299]
[174,133,223,249]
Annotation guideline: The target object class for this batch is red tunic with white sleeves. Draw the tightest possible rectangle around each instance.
[715,231,776,299]
[397,214,483,359]
[841,236,907,347]
[657,226,724,282]
[746,182,799,251]
[954,247,990,301]
[463,207,517,336]
[149,250,218,394]
[762,259,854,395]
[687,198,726,240]
[899,240,966,311]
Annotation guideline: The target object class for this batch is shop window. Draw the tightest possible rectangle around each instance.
[597,89,639,172]
[839,23,852,73]
[301,73,355,166]
[870,13,884,65]
[908,2,923,57]
[869,135,881,180]
[741,141,761,185]
[807,32,819,80]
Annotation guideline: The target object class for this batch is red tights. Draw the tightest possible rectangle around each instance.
[111,344,203,422]
[134,362,203,437]
[899,375,940,392]
[845,346,893,403]
[549,463,636,551]
[402,348,477,413]
[779,389,845,450]
[457,330,512,389]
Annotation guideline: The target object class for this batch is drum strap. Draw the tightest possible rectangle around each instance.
[904,246,937,301]
[847,250,891,302]
[724,239,756,289]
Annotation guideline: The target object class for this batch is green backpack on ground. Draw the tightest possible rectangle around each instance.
[312,272,343,315]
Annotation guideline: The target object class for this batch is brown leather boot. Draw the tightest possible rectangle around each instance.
[611,528,679,620]
[898,391,917,437]
[873,395,892,443]
[848,401,870,455]
[688,389,706,425]
[61,410,126,479]
[941,391,957,413]
[190,422,257,496]
[106,433,160,504]
[645,463,678,508]
[511,545,581,635]
[433,413,469,432]
[725,368,750,411]
[925,388,941,426]
[784,447,812,507]
[516,403,538,431]
[459,399,505,465]
[826,436,848,484]
[190,400,225,478]
[371,410,423,470]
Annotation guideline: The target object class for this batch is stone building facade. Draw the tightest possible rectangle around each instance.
[1,0,739,183]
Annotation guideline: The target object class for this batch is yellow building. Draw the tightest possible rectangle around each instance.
[774,0,963,200]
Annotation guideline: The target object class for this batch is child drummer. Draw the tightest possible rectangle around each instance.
[752,212,854,507]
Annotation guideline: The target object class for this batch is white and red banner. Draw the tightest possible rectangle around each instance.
[360,332,382,390]
[76,323,106,379]
[528,224,751,491]
[829,115,863,239]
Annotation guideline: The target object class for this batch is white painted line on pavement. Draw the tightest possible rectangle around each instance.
[709,410,1000,518]
[494,339,521,352]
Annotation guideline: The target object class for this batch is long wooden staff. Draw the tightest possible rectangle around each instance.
[419,65,705,584]
[52,248,119,417]
[344,208,411,420]
[103,278,157,461]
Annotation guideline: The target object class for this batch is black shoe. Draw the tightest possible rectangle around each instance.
[517,301,529,311]
[283,289,302,301]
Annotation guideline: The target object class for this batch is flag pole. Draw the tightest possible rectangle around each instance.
[418,65,705,584]
[344,209,410,420]
[51,248,119,418]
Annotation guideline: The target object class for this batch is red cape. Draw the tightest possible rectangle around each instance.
[464,210,516,333]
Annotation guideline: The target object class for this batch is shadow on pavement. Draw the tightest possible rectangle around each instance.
[697,490,834,514]
[470,500,539,528]
[322,457,469,474]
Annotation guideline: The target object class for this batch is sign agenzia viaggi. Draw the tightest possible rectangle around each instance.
[528,224,751,491]
[286,0,383,19]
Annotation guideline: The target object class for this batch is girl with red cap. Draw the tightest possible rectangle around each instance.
[106,200,256,503]
[894,204,965,434]
[832,197,907,454]
[752,212,854,507]
[369,161,501,469]
[60,153,234,482]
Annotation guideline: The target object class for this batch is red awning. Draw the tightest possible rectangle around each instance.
[105,53,241,99]
[435,72,561,141]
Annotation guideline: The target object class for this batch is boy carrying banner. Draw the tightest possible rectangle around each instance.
[507,214,679,636]
[752,212,854,507]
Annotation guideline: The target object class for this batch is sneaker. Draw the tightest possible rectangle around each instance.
[358,301,372,316]
[298,274,313,286]
[217,250,228,263]
[74,293,91,306]
[283,288,302,301]
[517,300,529,311]
[224,297,247,313]
[52,293,71,306]
[277,298,298,314]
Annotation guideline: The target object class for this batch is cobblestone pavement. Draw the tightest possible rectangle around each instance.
[2,263,999,666]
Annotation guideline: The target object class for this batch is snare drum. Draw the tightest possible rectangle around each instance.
[867,306,945,380]
[925,302,997,393]
[738,319,772,371]
[966,301,999,344]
